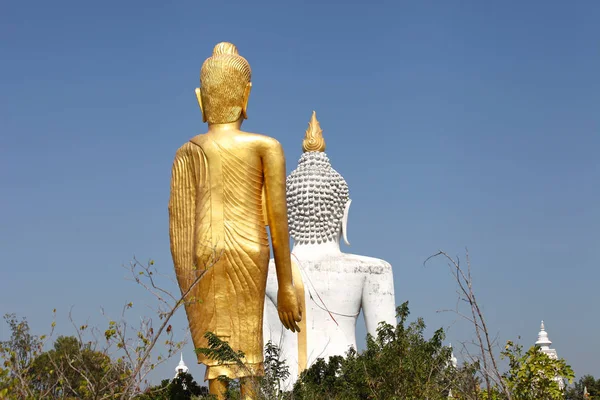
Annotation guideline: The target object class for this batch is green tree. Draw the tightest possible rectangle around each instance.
[0,313,45,399]
[168,372,209,399]
[501,341,574,400]
[0,313,132,400]
[292,301,455,400]
[136,378,171,400]
[138,372,210,400]
[449,361,484,400]
[259,340,290,399]
[29,335,130,398]
[565,375,600,400]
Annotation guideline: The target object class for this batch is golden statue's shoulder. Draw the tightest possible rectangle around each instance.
[240,131,281,146]
[174,140,202,158]
[185,132,280,148]
[181,132,282,159]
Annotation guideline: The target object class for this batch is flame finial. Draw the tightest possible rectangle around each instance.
[302,111,326,153]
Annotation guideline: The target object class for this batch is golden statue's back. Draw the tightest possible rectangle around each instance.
[168,42,301,398]
[181,130,271,379]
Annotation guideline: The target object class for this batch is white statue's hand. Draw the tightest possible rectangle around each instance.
[277,285,302,332]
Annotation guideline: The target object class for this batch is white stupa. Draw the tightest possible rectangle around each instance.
[536,321,558,359]
[448,344,457,398]
[535,321,564,390]
[174,353,189,378]
[449,343,458,368]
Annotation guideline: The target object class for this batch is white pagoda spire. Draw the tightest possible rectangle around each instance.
[535,321,557,359]
[534,321,564,390]
[449,343,458,368]
[535,321,552,351]
[174,352,189,377]
[447,344,457,399]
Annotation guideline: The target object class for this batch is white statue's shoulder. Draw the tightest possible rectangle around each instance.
[339,253,393,275]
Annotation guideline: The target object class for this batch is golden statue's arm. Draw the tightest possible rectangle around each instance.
[260,138,302,331]
[168,142,203,292]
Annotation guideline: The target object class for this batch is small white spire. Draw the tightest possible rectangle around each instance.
[584,386,589,398]
[448,388,454,398]
[534,320,564,390]
[449,343,458,368]
[174,352,189,376]
[536,320,552,350]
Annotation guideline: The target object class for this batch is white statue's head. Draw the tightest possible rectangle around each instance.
[286,112,352,246]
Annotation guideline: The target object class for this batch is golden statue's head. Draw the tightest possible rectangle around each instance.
[195,42,252,124]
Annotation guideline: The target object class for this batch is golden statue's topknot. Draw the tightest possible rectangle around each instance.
[200,42,252,124]
[212,42,239,56]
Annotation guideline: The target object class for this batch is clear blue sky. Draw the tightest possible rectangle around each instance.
[1,0,598,385]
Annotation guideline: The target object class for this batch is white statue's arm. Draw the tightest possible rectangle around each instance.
[361,261,396,335]
[265,261,278,304]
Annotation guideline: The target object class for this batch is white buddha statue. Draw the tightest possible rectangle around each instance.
[263,112,396,389]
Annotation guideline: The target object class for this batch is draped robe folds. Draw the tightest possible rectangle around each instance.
[168,136,270,380]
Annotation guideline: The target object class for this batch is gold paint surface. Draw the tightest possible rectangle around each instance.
[168,42,301,383]
[291,259,307,373]
[302,111,325,153]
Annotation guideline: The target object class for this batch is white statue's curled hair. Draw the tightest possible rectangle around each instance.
[286,152,349,244]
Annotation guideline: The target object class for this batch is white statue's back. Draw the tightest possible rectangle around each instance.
[263,252,395,389]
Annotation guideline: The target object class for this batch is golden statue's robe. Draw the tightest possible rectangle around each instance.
[169,135,270,380]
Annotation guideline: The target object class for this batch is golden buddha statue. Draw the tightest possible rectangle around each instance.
[168,42,302,398]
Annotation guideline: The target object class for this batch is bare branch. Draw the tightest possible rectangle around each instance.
[425,249,511,399]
